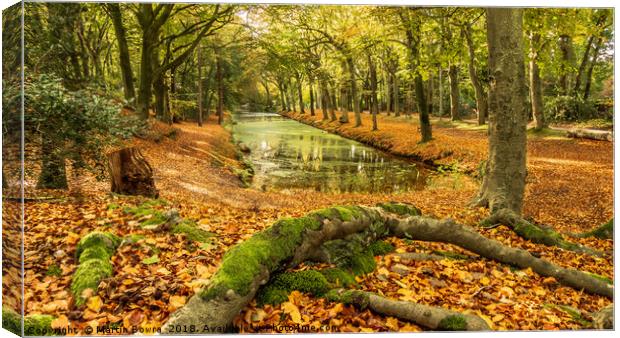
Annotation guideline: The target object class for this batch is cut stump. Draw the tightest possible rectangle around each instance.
[108,147,158,197]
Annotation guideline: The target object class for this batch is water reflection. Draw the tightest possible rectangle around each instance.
[231,112,427,193]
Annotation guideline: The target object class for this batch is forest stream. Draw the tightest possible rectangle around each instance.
[230,112,427,193]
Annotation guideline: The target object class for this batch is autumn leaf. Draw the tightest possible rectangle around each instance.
[86,296,102,313]
[51,315,69,329]
[281,302,302,324]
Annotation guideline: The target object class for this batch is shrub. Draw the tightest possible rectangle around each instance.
[544,95,597,122]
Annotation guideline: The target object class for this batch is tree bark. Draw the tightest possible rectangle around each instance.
[309,77,316,116]
[108,147,158,197]
[346,57,361,126]
[474,8,528,215]
[197,47,203,126]
[163,204,612,331]
[368,53,379,131]
[463,24,488,125]
[107,3,135,103]
[216,52,224,125]
[393,74,400,117]
[296,73,305,113]
[529,32,545,130]
[448,64,460,120]
[583,37,602,100]
[558,34,574,95]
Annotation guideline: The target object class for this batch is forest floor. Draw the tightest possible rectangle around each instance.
[9,112,613,334]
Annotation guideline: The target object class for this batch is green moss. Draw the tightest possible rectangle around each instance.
[257,270,330,306]
[142,254,160,265]
[2,307,22,336]
[75,232,120,258]
[256,286,290,306]
[46,264,62,277]
[141,211,168,227]
[123,234,145,244]
[377,202,421,217]
[333,206,357,221]
[70,259,113,305]
[368,240,395,256]
[324,290,369,309]
[171,221,214,243]
[24,314,55,336]
[320,268,357,288]
[587,272,613,284]
[78,246,111,263]
[580,219,613,239]
[200,215,323,300]
[107,203,120,210]
[431,250,470,260]
[437,315,468,331]
[3,308,57,336]
[345,251,377,275]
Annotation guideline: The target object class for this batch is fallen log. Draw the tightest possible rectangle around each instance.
[163,204,613,332]
[566,128,613,142]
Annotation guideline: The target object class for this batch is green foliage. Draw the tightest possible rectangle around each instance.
[438,315,468,331]
[22,74,141,182]
[170,99,198,120]
[544,96,597,121]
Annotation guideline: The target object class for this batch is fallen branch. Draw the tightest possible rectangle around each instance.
[163,204,613,332]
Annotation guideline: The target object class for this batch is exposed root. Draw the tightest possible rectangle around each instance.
[163,203,613,332]
[484,208,604,257]
[325,289,490,331]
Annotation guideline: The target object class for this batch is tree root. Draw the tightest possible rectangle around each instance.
[484,209,605,257]
[163,203,613,332]
[326,289,490,331]
[570,218,613,240]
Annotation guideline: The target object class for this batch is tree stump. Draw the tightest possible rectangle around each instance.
[108,147,158,197]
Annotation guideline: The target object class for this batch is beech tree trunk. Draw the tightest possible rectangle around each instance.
[108,147,158,197]
[309,78,316,116]
[296,74,305,114]
[529,32,545,130]
[107,3,135,103]
[474,8,528,215]
[583,37,602,100]
[163,204,612,332]
[448,64,460,120]
[368,53,379,131]
[463,24,488,125]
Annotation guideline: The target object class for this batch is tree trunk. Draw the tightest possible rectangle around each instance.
[164,204,612,331]
[346,57,361,126]
[583,37,602,100]
[573,35,594,95]
[216,52,224,125]
[296,74,305,113]
[448,64,460,120]
[558,34,574,95]
[320,80,329,121]
[463,24,488,125]
[474,8,528,215]
[393,74,400,117]
[108,147,158,197]
[529,32,545,130]
[309,77,316,116]
[438,66,443,119]
[197,47,203,126]
[368,53,379,131]
[37,132,67,189]
[107,3,135,103]
[415,75,433,142]
[137,34,154,120]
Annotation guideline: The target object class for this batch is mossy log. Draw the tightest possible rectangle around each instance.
[326,289,489,331]
[71,232,120,306]
[566,128,613,142]
[163,204,612,332]
[2,307,55,336]
[485,209,604,256]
